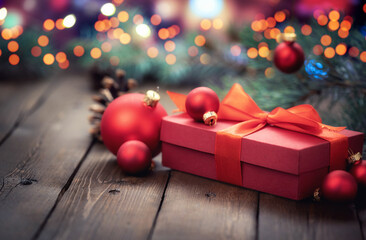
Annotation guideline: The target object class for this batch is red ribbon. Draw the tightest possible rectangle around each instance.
[167,84,348,186]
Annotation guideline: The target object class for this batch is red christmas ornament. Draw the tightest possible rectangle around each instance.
[274,33,305,74]
[350,160,366,186]
[101,90,167,157]
[322,170,358,202]
[117,140,152,175]
[185,87,220,126]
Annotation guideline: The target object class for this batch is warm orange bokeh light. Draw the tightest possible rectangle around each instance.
[113,0,124,5]
[313,9,324,19]
[258,46,269,58]
[263,29,271,39]
[110,56,120,66]
[8,41,19,52]
[284,26,295,33]
[165,54,176,65]
[360,51,366,62]
[113,28,124,39]
[38,35,49,47]
[247,47,258,58]
[9,54,20,65]
[301,25,312,35]
[110,17,119,28]
[313,45,323,55]
[188,46,199,57]
[338,28,349,38]
[328,21,339,31]
[194,35,206,47]
[56,19,65,30]
[230,45,241,56]
[270,28,281,39]
[59,59,69,69]
[118,11,129,22]
[147,47,159,58]
[349,47,359,57]
[73,45,85,57]
[328,10,340,21]
[0,49,2,57]
[320,35,331,46]
[119,33,131,44]
[158,28,169,40]
[340,20,351,31]
[90,48,102,59]
[274,11,286,22]
[200,19,211,31]
[103,19,112,31]
[55,52,67,63]
[43,53,55,65]
[324,47,335,58]
[43,19,55,31]
[258,42,268,48]
[101,42,112,52]
[133,14,143,24]
[335,44,347,56]
[200,53,210,64]
[2,29,12,40]
[364,4,366,13]
[164,40,176,52]
[31,46,42,57]
[213,18,223,30]
[266,17,276,28]
[150,14,161,26]
[317,15,328,26]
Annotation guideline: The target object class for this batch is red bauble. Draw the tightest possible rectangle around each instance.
[101,92,167,157]
[322,170,358,202]
[117,140,152,175]
[350,160,366,186]
[185,87,220,126]
[274,38,305,74]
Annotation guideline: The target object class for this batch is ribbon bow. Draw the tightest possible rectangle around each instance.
[168,84,348,186]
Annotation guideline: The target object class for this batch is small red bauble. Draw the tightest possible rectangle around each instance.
[350,160,366,186]
[274,33,305,74]
[117,140,152,175]
[101,91,167,157]
[185,87,220,126]
[322,170,358,202]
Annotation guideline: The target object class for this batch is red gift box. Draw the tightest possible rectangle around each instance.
[161,113,364,200]
[161,84,364,200]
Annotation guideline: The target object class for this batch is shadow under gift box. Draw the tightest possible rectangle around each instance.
[161,113,364,200]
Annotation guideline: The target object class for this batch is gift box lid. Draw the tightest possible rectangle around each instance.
[161,113,364,175]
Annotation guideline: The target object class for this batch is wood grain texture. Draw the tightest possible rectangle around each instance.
[151,171,258,240]
[258,193,363,240]
[0,75,92,240]
[0,80,49,143]
[38,143,169,240]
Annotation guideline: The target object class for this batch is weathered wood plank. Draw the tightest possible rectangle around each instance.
[38,143,169,240]
[0,80,50,143]
[0,75,93,240]
[151,171,258,240]
[258,193,363,240]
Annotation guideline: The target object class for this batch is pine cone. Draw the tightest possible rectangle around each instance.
[88,69,137,141]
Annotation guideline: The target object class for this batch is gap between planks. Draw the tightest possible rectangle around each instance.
[146,170,172,240]
[31,139,96,240]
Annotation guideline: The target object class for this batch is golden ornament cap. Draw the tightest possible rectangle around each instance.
[347,152,362,164]
[144,90,160,108]
[313,188,321,202]
[203,111,218,126]
[281,33,297,42]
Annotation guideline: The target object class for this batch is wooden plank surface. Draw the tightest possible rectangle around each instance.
[258,193,363,240]
[0,80,50,144]
[0,75,93,240]
[151,171,258,240]
[38,144,169,240]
